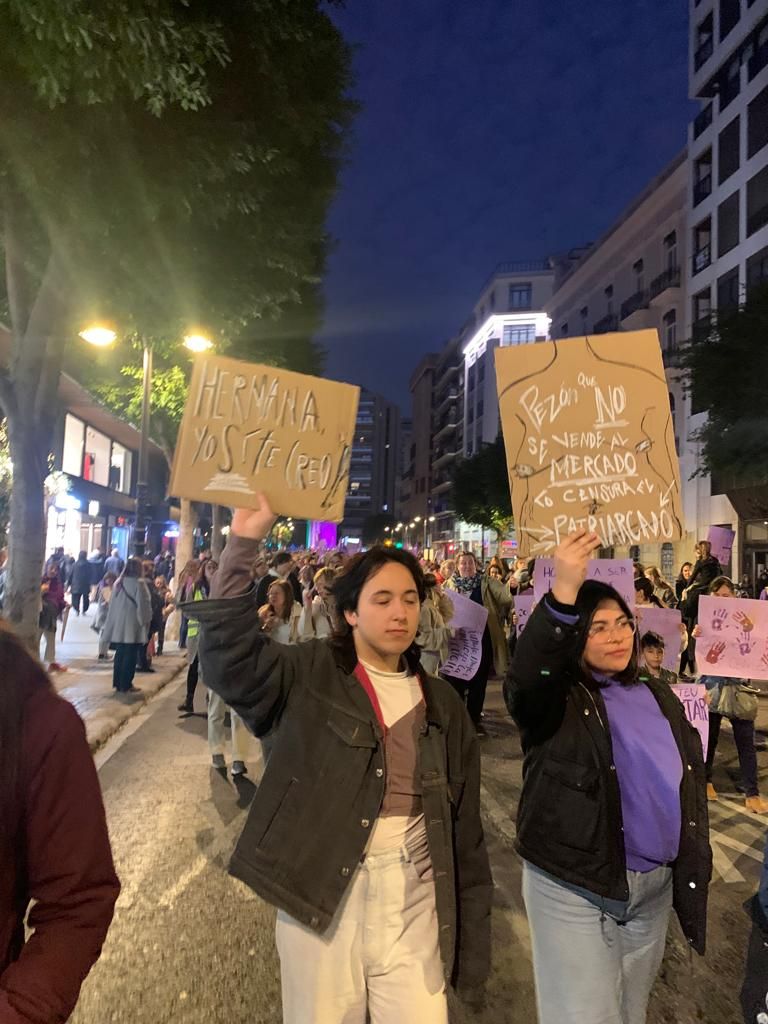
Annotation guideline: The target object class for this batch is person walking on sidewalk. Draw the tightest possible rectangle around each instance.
[39,563,68,673]
[93,571,117,660]
[505,529,711,1024]
[443,551,512,730]
[0,619,120,1021]
[185,495,492,1024]
[177,560,216,715]
[101,557,151,694]
[69,551,92,615]
[692,575,768,814]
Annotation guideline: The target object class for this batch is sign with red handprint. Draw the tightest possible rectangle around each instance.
[698,595,768,680]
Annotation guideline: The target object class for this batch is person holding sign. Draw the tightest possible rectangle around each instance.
[183,496,492,1024]
[505,529,711,1024]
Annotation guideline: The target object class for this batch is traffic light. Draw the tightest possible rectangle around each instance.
[395,541,403,549]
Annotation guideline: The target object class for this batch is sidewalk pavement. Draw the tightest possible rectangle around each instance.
[45,607,187,751]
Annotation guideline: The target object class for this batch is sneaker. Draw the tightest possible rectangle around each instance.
[98,654,110,661]
[706,783,718,801]
[745,795,768,814]
[48,662,67,674]
[231,760,248,776]
[212,754,226,769]
[177,702,194,713]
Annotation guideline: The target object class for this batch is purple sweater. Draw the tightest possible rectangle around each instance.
[545,600,682,872]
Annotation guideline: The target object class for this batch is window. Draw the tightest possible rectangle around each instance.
[693,149,712,205]
[747,244,768,293]
[110,443,133,494]
[468,364,476,392]
[717,266,741,309]
[718,116,740,183]
[560,322,568,337]
[748,84,768,159]
[508,283,532,310]
[661,543,675,579]
[749,20,768,79]
[579,306,589,326]
[477,358,485,381]
[663,231,678,270]
[604,285,614,315]
[489,289,496,311]
[747,164,768,235]
[720,55,741,111]
[468,407,474,424]
[692,217,712,273]
[718,190,740,256]
[502,324,536,345]
[694,13,713,70]
[719,0,741,41]
[632,259,644,292]
[83,427,111,487]
[693,287,712,327]
[62,414,85,477]
[662,309,677,348]
[477,400,484,417]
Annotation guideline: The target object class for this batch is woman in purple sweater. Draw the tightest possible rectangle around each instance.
[505,531,711,1024]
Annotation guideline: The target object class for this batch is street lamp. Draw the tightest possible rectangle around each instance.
[422,514,436,550]
[80,323,213,557]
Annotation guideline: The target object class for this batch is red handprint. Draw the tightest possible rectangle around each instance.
[705,641,726,665]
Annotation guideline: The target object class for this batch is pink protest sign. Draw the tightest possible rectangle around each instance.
[440,590,489,681]
[514,594,536,636]
[697,595,768,680]
[707,526,734,567]
[635,606,683,672]
[670,683,709,759]
[533,558,635,608]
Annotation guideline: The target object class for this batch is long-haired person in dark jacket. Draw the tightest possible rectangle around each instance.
[0,620,120,1022]
[505,530,711,1024]
[185,495,492,1024]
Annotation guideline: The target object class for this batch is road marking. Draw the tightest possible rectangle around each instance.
[480,782,517,844]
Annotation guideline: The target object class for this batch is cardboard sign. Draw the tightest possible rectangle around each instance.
[440,590,489,681]
[532,557,635,608]
[707,526,735,567]
[169,355,360,522]
[635,605,683,672]
[494,330,683,556]
[514,593,536,636]
[670,683,709,758]
[697,595,768,680]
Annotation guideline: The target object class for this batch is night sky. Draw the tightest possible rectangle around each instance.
[318,0,694,410]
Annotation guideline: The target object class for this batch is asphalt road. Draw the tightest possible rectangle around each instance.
[71,679,768,1024]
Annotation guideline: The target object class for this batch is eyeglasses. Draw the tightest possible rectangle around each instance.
[587,617,636,642]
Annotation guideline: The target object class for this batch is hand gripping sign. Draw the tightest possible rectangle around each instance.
[494,330,683,556]
[169,355,360,522]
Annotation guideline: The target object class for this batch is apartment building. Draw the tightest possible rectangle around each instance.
[340,388,400,545]
[430,337,464,547]
[688,0,768,578]
[548,151,689,574]
[402,354,438,523]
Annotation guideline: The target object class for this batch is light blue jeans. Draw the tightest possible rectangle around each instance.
[522,861,673,1024]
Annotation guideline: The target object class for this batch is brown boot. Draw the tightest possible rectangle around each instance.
[745,795,768,814]
[706,782,718,801]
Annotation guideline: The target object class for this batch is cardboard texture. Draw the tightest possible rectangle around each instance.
[169,355,360,522]
[494,330,683,556]
[697,595,768,680]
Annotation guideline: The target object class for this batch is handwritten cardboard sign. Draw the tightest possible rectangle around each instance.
[671,683,709,758]
[514,593,536,636]
[440,590,489,681]
[635,606,683,672]
[532,557,635,608]
[494,330,683,556]
[707,526,735,567]
[697,595,768,680]
[169,355,360,522]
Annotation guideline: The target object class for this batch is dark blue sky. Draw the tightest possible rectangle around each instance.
[319,0,693,410]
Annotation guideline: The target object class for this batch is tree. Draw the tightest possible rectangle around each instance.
[0,1,354,644]
[363,513,396,547]
[450,435,514,550]
[682,284,768,487]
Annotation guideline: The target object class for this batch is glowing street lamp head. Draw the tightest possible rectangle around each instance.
[183,333,214,353]
[79,325,117,347]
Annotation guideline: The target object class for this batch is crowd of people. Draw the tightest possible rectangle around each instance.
[2,517,768,1024]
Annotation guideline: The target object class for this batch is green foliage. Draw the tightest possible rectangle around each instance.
[682,285,768,484]
[450,435,513,538]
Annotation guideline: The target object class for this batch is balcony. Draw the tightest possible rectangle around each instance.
[592,313,619,334]
[693,103,713,138]
[620,290,649,321]
[693,173,712,206]
[433,387,459,416]
[433,416,459,444]
[749,38,768,81]
[694,37,713,72]
[662,343,684,369]
[719,74,741,111]
[649,265,681,301]
[748,202,768,237]
[692,244,712,275]
[432,448,460,472]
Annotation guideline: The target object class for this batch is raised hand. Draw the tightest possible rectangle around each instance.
[551,529,601,606]
[231,493,277,542]
[711,608,728,631]
[705,641,726,665]
[733,611,754,633]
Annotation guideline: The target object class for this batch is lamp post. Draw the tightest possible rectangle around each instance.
[79,325,213,557]
[423,514,435,550]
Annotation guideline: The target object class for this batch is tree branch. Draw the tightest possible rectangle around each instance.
[2,188,31,343]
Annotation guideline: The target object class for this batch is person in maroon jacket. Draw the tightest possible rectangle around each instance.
[0,620,120,1023]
